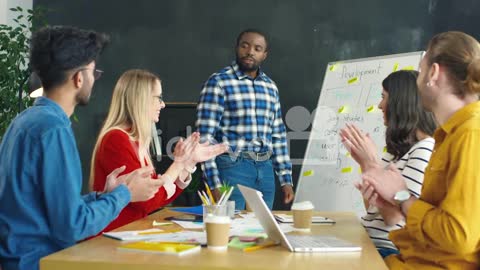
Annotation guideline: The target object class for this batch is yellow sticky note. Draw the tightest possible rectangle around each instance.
[346,152,351,157]
[303,170,314,177]
[329,63,338,71]
[393,63,399,72]
[402,66,414,70]
[338,105,346,113]
[367,105,375,112]
[153,221,173,226]
[383,146,387,153]
[341,167,352,173]
[347,77,358,84]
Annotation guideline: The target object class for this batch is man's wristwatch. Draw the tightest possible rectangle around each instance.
[394,190,411,206]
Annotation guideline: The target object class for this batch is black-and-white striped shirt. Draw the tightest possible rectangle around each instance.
[361,137,435,250]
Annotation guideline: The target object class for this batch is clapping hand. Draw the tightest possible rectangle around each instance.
[104,165,164,202]
[104,165,153,193]
[361,164,407,204]
[125,166,165,202]
[354,180,390,209]
[174,132,228,167]
[340,123,379,170]
[103,165,128,193]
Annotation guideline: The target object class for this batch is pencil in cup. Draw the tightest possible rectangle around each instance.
[197,191,209,205]
[203,182,216,205]
[217,189,227,205]
[219,186,234,205]
[201,190,211,205]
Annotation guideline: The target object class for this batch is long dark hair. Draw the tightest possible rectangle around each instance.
[383,70,437,160]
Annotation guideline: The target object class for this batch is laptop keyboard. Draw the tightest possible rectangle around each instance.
[287,235,329,248]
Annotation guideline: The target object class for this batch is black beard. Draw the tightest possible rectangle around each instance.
[236,57,260,73]
[75,90,90,106]
[76,97,89,106]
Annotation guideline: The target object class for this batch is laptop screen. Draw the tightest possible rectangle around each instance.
[238,184,294,251]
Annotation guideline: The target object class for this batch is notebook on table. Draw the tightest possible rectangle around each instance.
[103,228,182,241]
[238,184,361,253]
[118,241,201,256]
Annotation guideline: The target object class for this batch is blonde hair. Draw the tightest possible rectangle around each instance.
[89,69,161,190]
[426,31,480,96]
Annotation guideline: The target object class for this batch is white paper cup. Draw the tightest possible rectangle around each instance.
[204,215,231,250]
[291,201,314,232]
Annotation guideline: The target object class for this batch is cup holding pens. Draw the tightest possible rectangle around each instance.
[291,201,314,232]
[203,204,231,251]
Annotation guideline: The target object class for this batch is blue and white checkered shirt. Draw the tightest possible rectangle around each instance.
[196,62,292,188]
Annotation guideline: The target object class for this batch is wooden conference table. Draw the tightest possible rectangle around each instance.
[40,209,388,270]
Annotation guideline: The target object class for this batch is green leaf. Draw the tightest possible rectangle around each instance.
[0,5,49,140]
[218,181,233,193]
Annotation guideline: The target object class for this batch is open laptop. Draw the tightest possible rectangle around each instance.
[238,184,362,253]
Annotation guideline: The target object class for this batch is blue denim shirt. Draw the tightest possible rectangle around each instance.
[0,97,130,270]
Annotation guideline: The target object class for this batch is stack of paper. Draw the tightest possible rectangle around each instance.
[103,228,180,241]
[104,229,207,244]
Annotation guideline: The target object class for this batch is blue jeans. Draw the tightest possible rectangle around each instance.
[377,247,399,258]
[216,154,275,210]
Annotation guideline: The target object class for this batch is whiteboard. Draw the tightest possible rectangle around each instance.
[295,51,424,216]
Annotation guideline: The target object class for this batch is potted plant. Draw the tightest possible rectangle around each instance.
[0,6,47,141]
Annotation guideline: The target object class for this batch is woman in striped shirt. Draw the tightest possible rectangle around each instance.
[340,70,437,258]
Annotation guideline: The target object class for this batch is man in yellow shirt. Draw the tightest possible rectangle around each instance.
[360,31,480,269]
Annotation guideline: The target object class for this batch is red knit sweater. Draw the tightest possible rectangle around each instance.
[92,129,183,233]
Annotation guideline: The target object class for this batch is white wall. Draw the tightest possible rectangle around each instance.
[0,0,32,26]
[0,0,7,25]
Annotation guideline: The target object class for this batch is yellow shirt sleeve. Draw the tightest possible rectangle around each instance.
[406,130,480,255]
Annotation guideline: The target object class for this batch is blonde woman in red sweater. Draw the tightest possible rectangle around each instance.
[90,69,226,233]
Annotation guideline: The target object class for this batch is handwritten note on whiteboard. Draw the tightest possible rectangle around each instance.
[295,52,424,216]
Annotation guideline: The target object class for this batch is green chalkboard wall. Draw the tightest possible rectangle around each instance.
[34,0,480,209]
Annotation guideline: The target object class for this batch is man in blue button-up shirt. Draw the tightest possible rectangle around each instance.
[0,26,161,270]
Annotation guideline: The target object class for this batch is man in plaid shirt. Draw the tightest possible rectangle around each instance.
[196,29,294,210]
